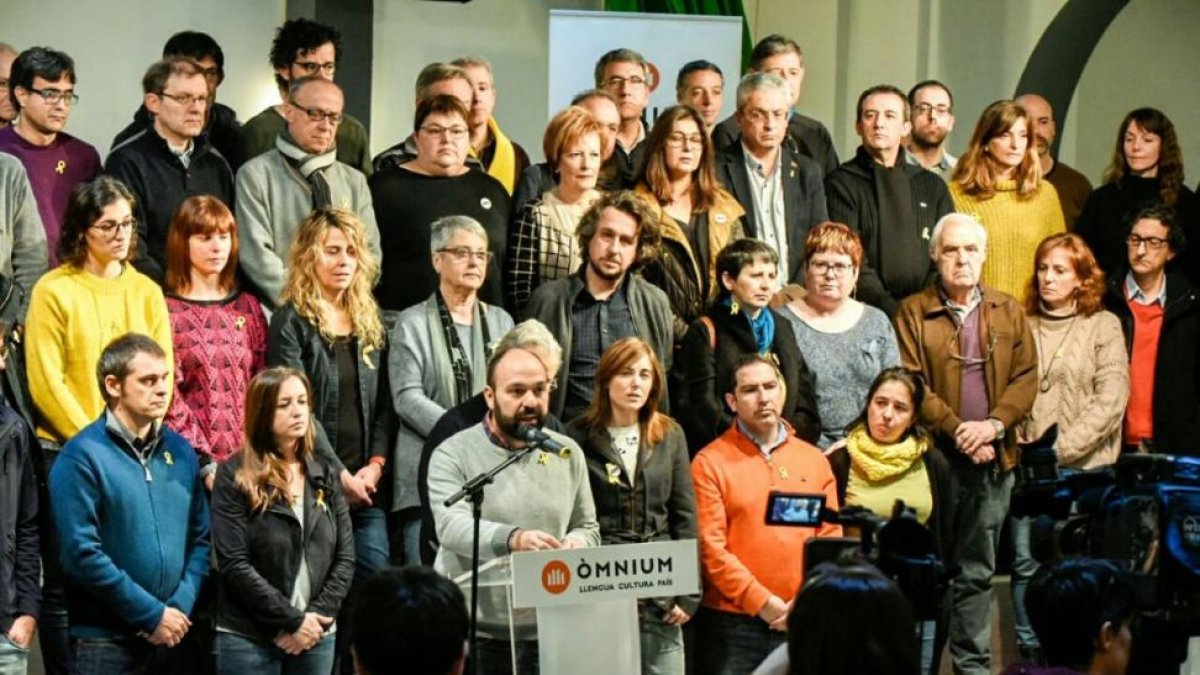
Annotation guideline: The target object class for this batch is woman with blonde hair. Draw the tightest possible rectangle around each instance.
[212,367,354,674]
[949,100,1065,298]
[570,336,697,674]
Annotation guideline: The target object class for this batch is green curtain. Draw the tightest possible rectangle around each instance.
[604,0,752,71]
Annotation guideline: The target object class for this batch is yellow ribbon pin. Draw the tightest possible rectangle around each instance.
[55,160,66,174]
[537,452,550,466]
[316,489,327,511]
[779,466,790,480]
[235,316,246,330]
[605,463,621,485]
[164,451,174,466]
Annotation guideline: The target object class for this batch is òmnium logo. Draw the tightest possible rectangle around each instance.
[542,560,571,594]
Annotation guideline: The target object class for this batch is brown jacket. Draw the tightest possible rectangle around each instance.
[893,283,1038,470]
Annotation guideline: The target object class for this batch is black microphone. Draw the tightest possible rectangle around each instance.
[513,423,570,457]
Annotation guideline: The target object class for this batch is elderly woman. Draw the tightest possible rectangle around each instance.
[507,106,606,311]
[391,215,514,564]
[780,222,899,448]
[1010,233,1129,660]
[677,238,820,452]
[635,105,745,342]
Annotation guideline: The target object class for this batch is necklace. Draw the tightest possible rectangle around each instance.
[1035,313,1079,393]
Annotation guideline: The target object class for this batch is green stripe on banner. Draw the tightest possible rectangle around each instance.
[604,0,752,72]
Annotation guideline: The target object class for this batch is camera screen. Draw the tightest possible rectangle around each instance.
[766,492,825,527]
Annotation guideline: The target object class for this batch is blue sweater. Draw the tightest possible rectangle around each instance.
[49,415,210,637]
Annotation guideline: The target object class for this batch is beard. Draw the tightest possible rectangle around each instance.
[493,403,548,440]
[910,124,948,149]
[588,257,627,282]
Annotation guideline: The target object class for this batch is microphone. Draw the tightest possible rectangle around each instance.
[513,423,570,457]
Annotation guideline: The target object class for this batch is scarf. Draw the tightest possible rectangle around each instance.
[473,117,517,194]
[846,425,928,482]
[725,296,775,355]
[276,130,336,209]
[428,292,494,406]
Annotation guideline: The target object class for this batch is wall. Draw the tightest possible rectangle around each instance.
[2,0,285,160]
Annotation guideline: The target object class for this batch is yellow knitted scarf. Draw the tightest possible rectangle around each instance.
[473,117,517,194]
[846,426,928,482]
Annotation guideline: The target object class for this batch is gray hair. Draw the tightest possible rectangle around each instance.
[288,75,342,102]
[450,55,492,77]
[429,215,488,253]
[593,48,649,87]
[929,212,988,256]
[96,333,166,403]
[736,72,789,111]
[489,319,563,381]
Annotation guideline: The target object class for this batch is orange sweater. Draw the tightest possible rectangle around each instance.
[691,425,842,616]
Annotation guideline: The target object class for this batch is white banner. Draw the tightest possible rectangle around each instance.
[547,10,742,125]
[510,539,700,608]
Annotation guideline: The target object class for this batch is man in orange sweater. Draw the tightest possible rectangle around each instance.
[691,354,842,675]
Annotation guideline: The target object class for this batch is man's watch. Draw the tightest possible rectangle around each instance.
[988,418,1006,441]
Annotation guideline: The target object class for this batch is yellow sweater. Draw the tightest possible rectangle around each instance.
[950,180,1065,299]
[25,264,173,443]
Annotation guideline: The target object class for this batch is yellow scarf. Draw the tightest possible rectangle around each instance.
[472,117,517,195]
[846,426,928,482]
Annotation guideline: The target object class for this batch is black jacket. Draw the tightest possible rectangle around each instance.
[571,418,700,615]
[715,143,829,284]
[0,275,34,431]
[825,146,954,316]
[105,127,235,284]
[712,112,840,177]
[111,102,244,171]
[0,400,39,634]
[677,305,821,452]
[267,306,399,475]
[211,452,354,641]
[1104,271,1200,456]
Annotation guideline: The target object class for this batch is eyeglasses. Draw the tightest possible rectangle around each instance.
[666,132,704,149]
[1127,234,1168,250]
[294,60,336,76]
[197,65,222,80]
[948,321,997,366]
[28,88,80,106]
[420,125,469,140]
[914,103,952,118]
[808,261,856,277]
[437,247,492,263]
[289,100,343,125]
[602,75,646,89]
[90,218,136,237]
[158,92,208,107]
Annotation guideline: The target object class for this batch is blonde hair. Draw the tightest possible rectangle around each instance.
[281,208,385,353]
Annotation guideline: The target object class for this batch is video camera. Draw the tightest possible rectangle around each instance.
[1011,425,1200,625]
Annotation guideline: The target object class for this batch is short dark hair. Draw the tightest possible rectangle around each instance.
[675,60,723,97]
[1025,558,1134,669]
[570,88,617,107]
[96,333,166,404]
[352,567,468,675]
[8,46,75,113]
[593,48,649,87]
[413,62,470,103]
[575,190,660,270]
[57,176,138,268]
[412,94,469,134]
[714,238,779,303]
[163,31,224,81]
[856,84,910,122]
[1126,203,1186,254]
[907,79,954,109]
[269,18,342,89]
[788,563,920,675]
[749,34,803,70]
[141,56,202,96]
[725,353,783,396]
[848,368,932,446]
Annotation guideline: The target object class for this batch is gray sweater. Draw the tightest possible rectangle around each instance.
[234,149,380,307]
[0,152,48,308]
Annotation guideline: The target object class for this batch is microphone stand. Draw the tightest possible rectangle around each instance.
[444,441,542,675]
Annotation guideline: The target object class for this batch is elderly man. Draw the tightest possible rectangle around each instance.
[894,213,1037,675]
[235,76,378,307]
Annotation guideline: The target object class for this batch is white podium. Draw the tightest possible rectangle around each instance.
[508,539,700,674]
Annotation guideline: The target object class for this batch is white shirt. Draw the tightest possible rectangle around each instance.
[742,143,788,288]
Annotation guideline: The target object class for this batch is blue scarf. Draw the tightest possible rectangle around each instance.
[724,296,775,355]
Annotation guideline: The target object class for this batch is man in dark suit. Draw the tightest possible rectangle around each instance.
[715,72,828,286]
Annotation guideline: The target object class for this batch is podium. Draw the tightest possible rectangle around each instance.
[456,539,699,674]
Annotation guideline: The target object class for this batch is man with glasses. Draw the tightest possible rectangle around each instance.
[594,48,651,188]
[241,18,372,175]
[236,76,378,307]
[905,80,957,182]
[894,212,1037,675]
[0,47,100,266]
[1104,205,1200,457]
[826,84,953,316]
[106,57,234,285]
[715,72,827,286]
[0,43,17,125]
[111,32,244,171]
[369,95,509,314]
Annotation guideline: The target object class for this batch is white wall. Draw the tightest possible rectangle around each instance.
[2,0,285,160]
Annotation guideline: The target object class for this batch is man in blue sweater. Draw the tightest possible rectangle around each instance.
[49,333,210,674]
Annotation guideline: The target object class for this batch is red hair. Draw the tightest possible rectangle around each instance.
[164,195,239,294]
[1023,233,1106,317]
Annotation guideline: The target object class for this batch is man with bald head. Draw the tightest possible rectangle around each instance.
[0,43,17,124]
[235,76,379,306]
[1018,93,1092,227]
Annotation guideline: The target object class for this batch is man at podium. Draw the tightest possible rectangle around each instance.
[427,339,601,673]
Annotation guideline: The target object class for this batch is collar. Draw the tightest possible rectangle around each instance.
[104,408,163,456]
[937,282,983,317]
[1125,271,1167,307]
[903,147,955,171]
[483,412,520,451]
[741,142,781,178]
[616,121,646,153]
[735,418,789,457]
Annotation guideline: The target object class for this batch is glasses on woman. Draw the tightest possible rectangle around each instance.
[808,260,855,277]
[666,132,704,149]
[437,247,492,264]
[90,218,136,238]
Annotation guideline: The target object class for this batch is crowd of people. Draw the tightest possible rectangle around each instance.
[0,14,1193,675]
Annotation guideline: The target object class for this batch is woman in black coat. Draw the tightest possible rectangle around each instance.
[677,238,820,453]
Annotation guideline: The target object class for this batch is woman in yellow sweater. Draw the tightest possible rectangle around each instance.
[950,100,1065,298]
[25,176,173,445]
